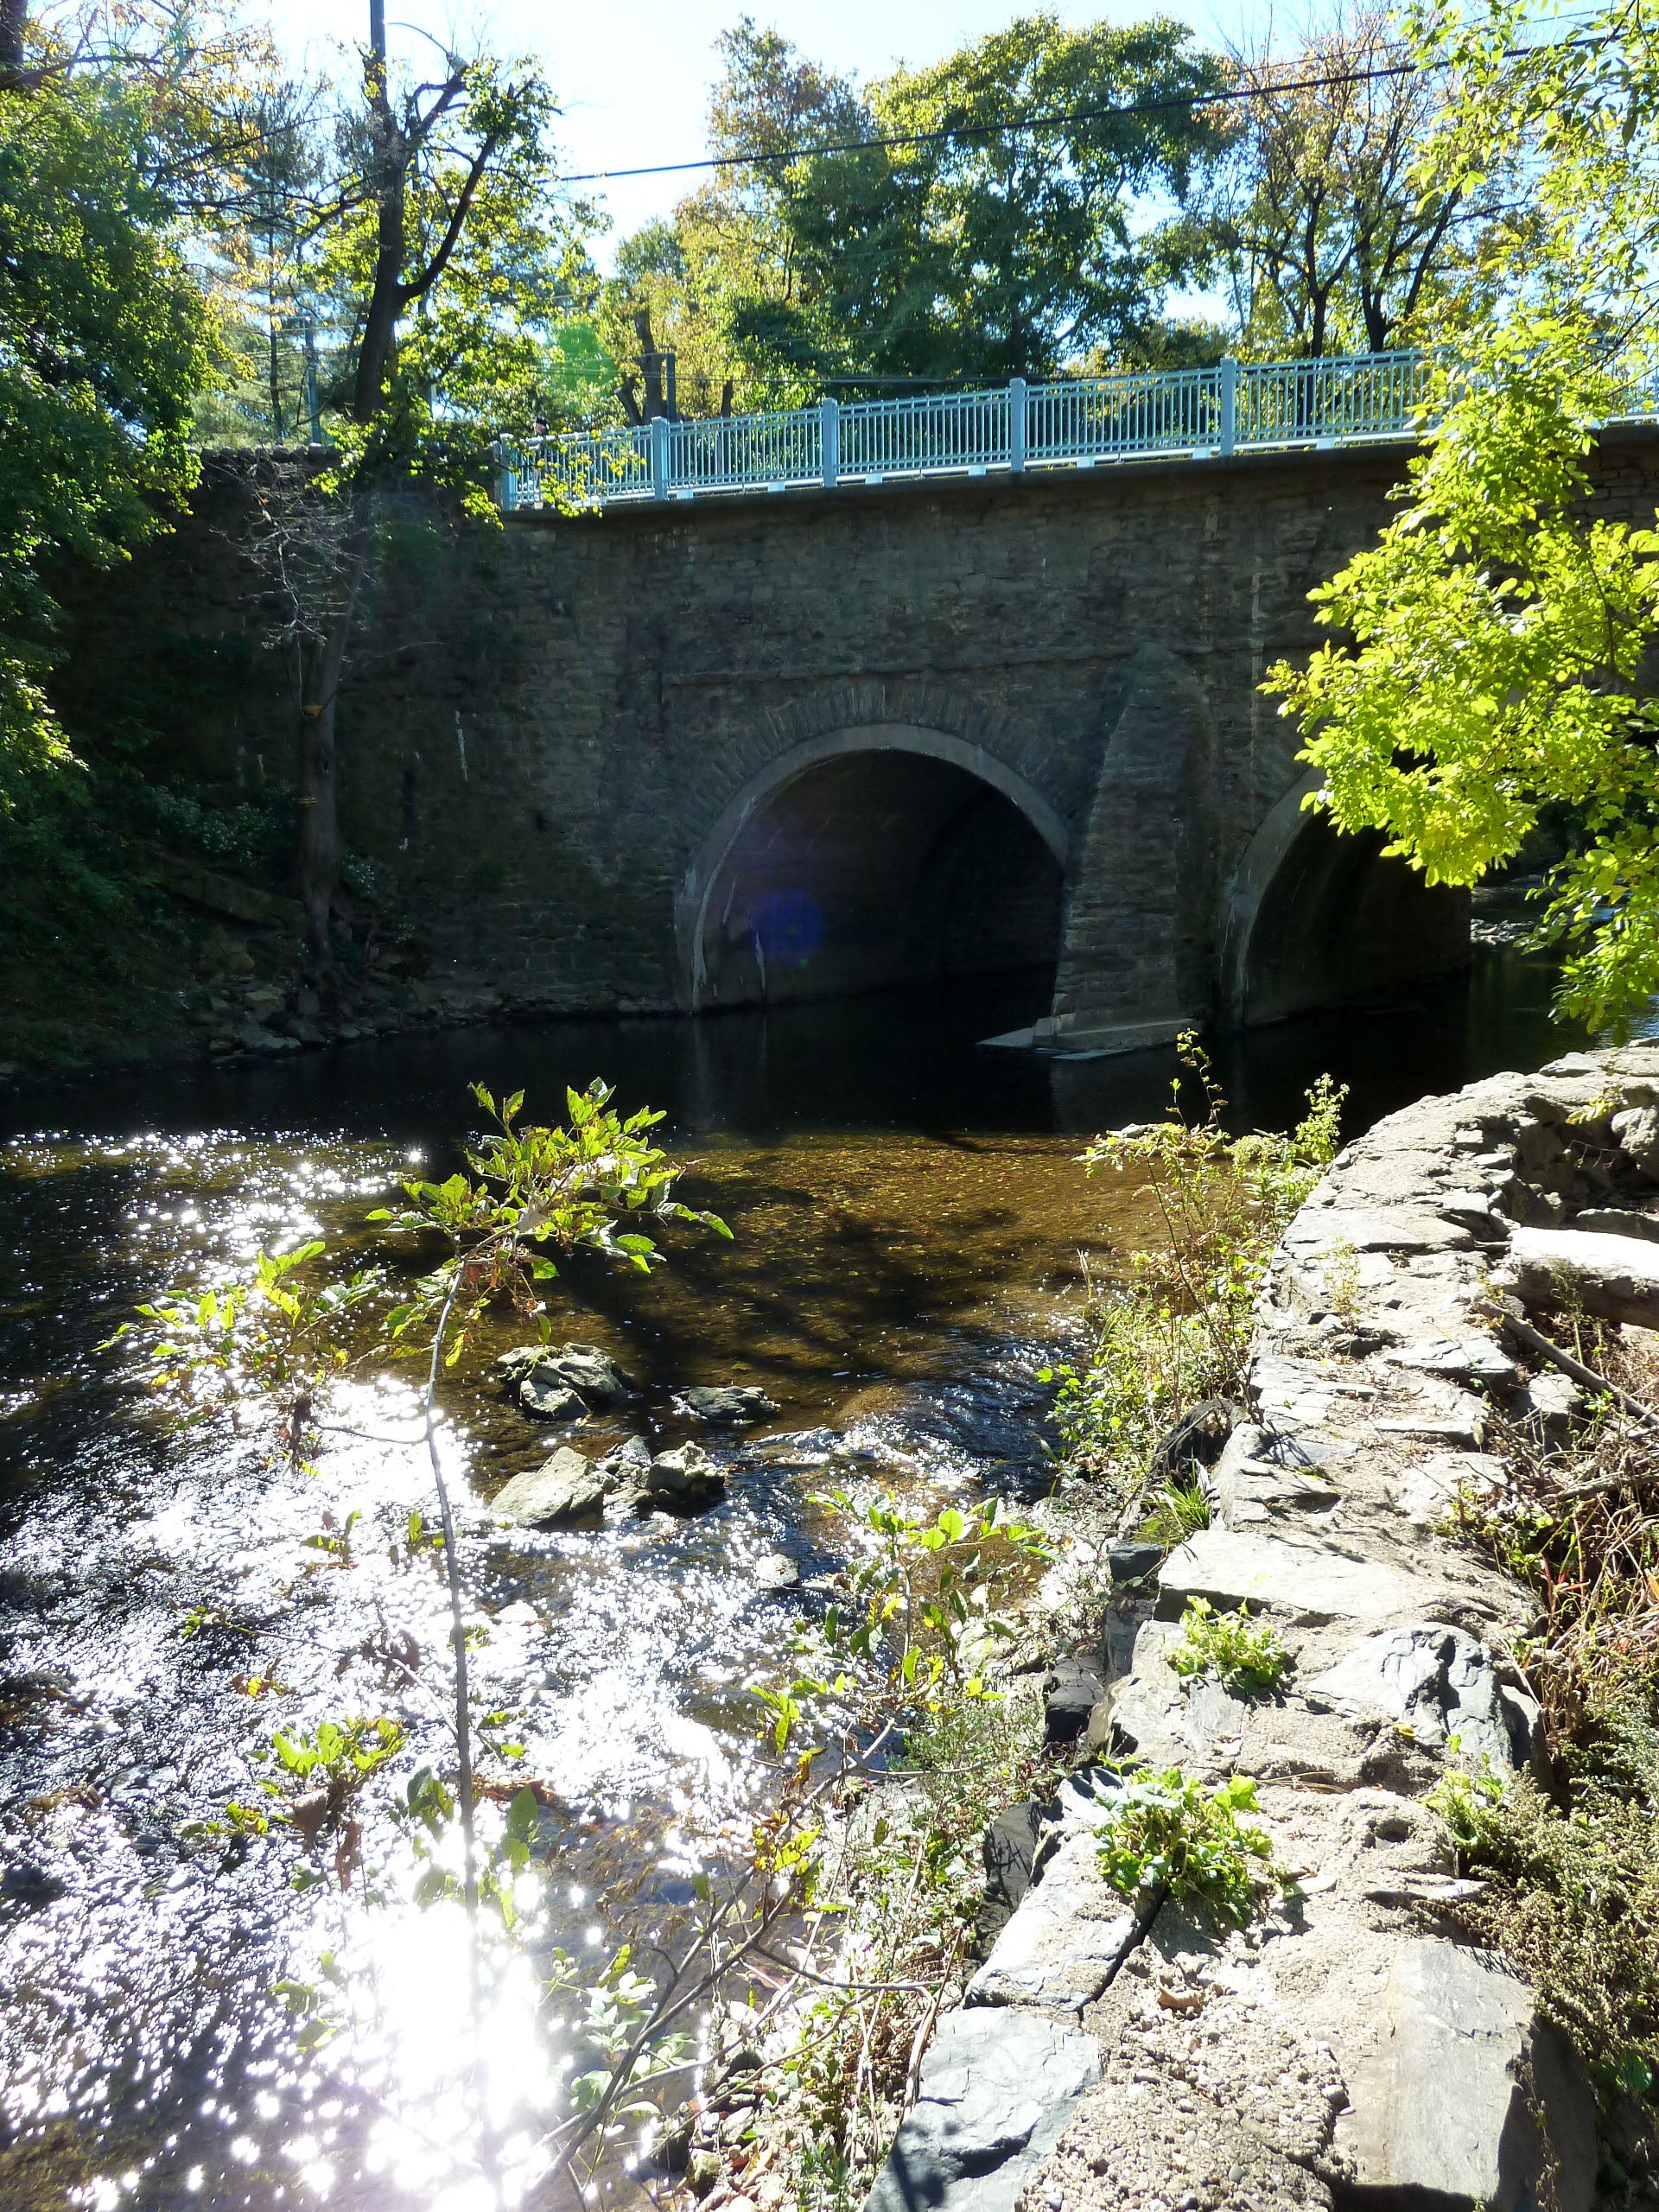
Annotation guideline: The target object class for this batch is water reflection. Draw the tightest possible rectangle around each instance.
[0,950,1582,2209]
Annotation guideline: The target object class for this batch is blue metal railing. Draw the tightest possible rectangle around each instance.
[496,349,1432,512]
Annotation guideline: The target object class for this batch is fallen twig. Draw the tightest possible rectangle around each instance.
[1496,1309,1659,1436]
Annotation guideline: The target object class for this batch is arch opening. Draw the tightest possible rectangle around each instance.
[1227,792,1471,1027]
[684,736,1066,1013]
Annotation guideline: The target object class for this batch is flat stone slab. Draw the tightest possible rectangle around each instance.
[1389,1451,1505,1527]
[1159,1527,1425,1624]
[965,1831,1141,2010]
[864,2008,1100,2212]
[1283,1205,1476,1255]
[1334,1940,1595,2211]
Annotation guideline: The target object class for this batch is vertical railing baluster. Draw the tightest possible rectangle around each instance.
[1009,377,1027,474]
[1219,358,1237,454]
[822,397,839,488]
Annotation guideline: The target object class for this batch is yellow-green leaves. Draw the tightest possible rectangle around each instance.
[1270,0,1659,1034]
[378,1078,729,1366]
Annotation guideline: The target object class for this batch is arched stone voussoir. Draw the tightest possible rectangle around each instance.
[760,677,1048,795]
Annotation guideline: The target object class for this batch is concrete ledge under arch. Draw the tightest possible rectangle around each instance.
[676,723,1071,1010]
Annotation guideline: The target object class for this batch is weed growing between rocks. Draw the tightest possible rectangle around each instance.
[1093,1768,1278,1927]
[1042,1036,1344,1522]
[1135,1475,1213,1546]
[743,1685,1064,2212]
[1437,1320,1659,2190]
[1167,1598,1291,1700]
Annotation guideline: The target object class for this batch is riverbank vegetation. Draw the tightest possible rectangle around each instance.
[1438,1324,1659,2157]
[1042,1038,1344,1522]
[1269,0,1659,1034]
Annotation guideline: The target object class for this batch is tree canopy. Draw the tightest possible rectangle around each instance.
[601,12,1230,411]
[1187,6,1514,358]
[1269,0,1659,1033]
[0,4,246,819]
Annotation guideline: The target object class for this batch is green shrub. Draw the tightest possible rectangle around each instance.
[1435,1713,1659,2125]
[1168,1598,1290,1699]
[1095,1768,1276,1925]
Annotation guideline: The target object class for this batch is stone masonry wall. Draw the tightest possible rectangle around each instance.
[51,431,1659,1038]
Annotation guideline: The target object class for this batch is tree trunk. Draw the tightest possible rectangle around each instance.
[0,0,25,78]
[296,519,370,958]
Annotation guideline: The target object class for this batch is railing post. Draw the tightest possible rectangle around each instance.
[821,396,839,489]
[495,437,516,512]
[650,413,670,501]
[1218,357,1237,455]
[1008,377,1027,474]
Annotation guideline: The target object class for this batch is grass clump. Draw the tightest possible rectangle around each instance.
[1095,1767,1276,1926]
[1433,1717,1659,2133]
[1044,1037,1344,1519]
[1168,1598,1290,1699]
[1136,1478,1212,1546]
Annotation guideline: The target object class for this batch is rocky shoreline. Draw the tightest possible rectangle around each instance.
[864,1041,1659,2212]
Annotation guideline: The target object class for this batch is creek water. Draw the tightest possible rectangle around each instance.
[0,953,1584,2212]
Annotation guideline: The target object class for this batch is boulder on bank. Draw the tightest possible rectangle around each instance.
[1042,1656,1109,1746]
[1334,1939,1595,2211]
[1503,1225,1659,1330]
[675,1384,779,1424]
[491,1446,606,1527]
[1149,1396,1243,1483]
[865,2009,1101,2212]
[1308,1623,1537,1773]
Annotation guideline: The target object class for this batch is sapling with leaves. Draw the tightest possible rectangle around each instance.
[114,1080,743,2138]
[755,1494,1052,1756]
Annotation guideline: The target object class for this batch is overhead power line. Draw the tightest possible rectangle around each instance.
[558,29,1606,188]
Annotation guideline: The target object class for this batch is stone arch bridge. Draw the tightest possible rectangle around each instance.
[77,429,1659,1048]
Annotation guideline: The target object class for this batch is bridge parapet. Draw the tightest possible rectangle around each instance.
[499,349,1429,511]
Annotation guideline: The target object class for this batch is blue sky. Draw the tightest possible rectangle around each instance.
[275,0,1260,261]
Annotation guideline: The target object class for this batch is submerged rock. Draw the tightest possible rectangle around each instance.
[491,1446,605,1527]
[676,1384,779,1425]
[753,1550,799,1590]
[598,1436,653,1519]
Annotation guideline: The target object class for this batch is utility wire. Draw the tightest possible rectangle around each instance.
[559,28,1608,187]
